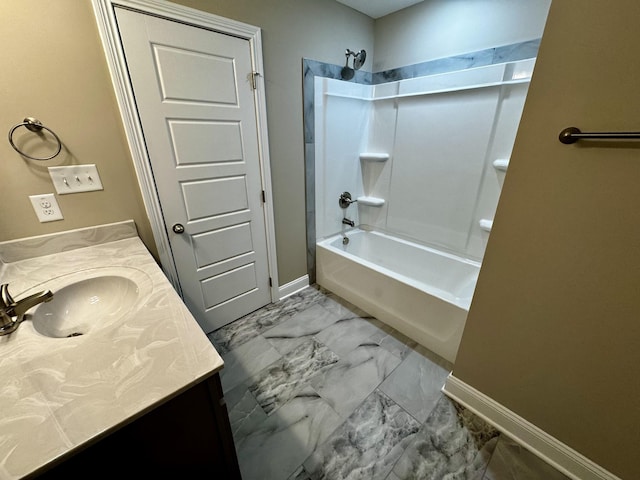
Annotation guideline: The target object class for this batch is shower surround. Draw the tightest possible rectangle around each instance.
[306,41,538,362]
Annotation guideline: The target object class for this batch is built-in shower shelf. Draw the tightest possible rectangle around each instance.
[357,196,385,207]
[493,159,509,171]
[359,153,389,162]
[479,219,493,232]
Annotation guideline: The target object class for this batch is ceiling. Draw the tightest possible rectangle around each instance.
[335,0,425,19]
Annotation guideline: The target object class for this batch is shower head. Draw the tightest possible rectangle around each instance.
[353,49,366,70]
[341,50,355,80]
[341,49,366,80]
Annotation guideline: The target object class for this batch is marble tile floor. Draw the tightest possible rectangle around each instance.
[208,286,570,480]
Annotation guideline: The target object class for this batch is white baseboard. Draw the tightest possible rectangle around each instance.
[278,275,310,300]
[442,374,622,480]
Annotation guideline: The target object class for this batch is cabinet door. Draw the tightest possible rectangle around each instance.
[36,375,241,478]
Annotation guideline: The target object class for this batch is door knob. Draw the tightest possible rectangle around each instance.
[172,223,185,234]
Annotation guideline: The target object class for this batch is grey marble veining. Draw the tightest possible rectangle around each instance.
[391,395,499,479]
[225,383,268,445]
[302,61,317,145]
[365,322,418,360]
[309,342,401,419]
[378,346,451,423]
[305,142,317,281]
[249,338,339,415]
[0,220,138,263]
[209,286,325,354]
[218,334,282,392]
[216,286,572,480]
[483,436,571,480]
[373,50,495,84]
[264,303,342,355]
[314,287,370,320]
[288,466,312,480]
[314,316,384,358]
[236,387,343,480]
[372,39,540,84]
[493,40,541,64]
[304,389,420,480]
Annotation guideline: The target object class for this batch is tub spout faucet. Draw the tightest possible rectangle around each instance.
[342,218,355,227]
[0,284,53,336]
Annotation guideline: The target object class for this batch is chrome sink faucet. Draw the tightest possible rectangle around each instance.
[0,284,53,336]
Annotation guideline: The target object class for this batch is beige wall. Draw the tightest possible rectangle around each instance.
[0,0,374,285]
[0,1,155,255]
[373,0,551,71]
[453,1,640,479]
[173,0,375,284]
[6,1,635,476]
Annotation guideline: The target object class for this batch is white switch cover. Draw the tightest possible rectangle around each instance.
[48,164,103,194]
[29,193,64,222]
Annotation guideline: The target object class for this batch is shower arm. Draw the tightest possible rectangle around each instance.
[343,49,366,71]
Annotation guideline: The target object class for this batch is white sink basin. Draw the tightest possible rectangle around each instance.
[24,267,153,339]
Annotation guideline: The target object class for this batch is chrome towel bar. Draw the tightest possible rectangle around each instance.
[559,126,640,144]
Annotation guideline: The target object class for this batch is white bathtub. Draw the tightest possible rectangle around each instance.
[316,229,480,363]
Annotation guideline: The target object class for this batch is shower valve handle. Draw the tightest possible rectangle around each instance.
[339,192,357,209]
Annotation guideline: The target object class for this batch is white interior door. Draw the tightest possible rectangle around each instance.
[115,7,272,333]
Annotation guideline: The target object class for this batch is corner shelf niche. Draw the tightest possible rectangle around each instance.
[358,152,389,207]
[359,153,389,162]
[492,159,509,171]
[479,219,493,232]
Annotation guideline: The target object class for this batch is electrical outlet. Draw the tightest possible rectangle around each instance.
[48,164,103,194]
[29,194,64,222]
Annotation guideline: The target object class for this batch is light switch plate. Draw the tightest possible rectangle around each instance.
[48,164,103,194]
[29,193,64,222]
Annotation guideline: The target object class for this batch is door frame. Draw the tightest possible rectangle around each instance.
[92,0,280,301]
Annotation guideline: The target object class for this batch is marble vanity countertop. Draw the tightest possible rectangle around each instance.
[0,221,224,479]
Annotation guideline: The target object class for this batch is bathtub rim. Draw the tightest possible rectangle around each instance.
[317,228,480,311]
[319,226,481,266]
[316,236,469,363]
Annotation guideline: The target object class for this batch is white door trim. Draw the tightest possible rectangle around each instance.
[92,0,280,301]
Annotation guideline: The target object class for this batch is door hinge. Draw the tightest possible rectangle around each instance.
[269,277,273,287]
[261,190,266,203]
[251,71,261,90]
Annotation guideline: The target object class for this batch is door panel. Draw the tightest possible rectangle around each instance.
[201,263,258,308]
[193,223,254,268]
[169,121,243,164]
[116,8,271,332]
[181,176,248,220]
[153,46,239,104]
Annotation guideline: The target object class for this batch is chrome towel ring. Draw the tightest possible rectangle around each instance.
[8,117,62,161]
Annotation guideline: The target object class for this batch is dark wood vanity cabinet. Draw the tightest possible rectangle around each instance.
[35,373,241,478]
